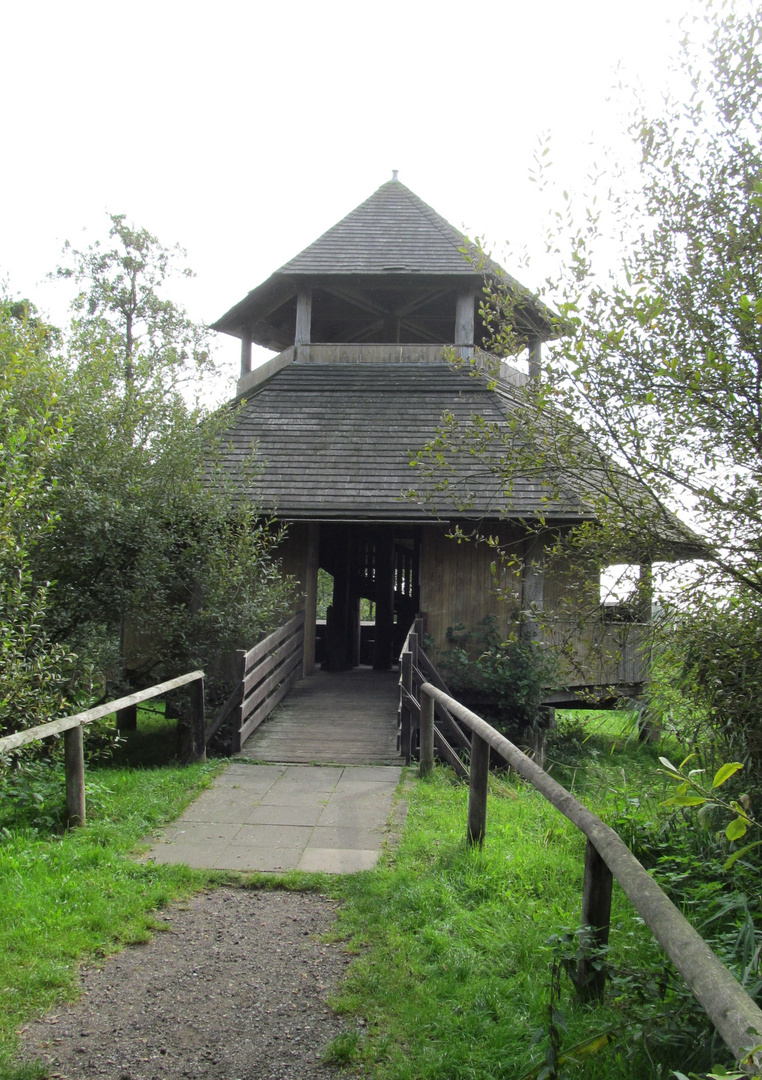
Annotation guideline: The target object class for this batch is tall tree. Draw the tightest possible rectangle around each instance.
[0,299,79,735]
[414,2,762,760]
[35,216,294,698]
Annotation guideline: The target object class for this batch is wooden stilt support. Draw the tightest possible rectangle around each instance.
[400,649,413,765]
[116,703,137,730]
[189,676,206,764]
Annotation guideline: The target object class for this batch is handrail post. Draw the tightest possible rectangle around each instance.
[467,732,489,846]
[401,649,413,765]
[409,632,419,752]
[577,839,613,1000]
[189,675,207,764]
[64,724,86,827]
[420,690,434,777]
[115,704,137,731]
[231,648,246,754]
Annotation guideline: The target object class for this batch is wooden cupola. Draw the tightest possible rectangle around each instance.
[211,177,554,383]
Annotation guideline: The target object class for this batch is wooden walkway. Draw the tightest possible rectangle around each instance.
[238,667,401,765]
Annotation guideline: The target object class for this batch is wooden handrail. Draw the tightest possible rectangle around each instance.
[0,670,205,754]
[0,670,207,828]
[420,681,762,1072]
[231,610,305,753]
[397,619,469,777]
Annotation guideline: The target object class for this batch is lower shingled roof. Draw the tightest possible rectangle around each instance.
[215,361,590,522]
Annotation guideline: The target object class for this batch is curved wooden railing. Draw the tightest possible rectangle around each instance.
[0,670,206,828]
[418,683,762,1073]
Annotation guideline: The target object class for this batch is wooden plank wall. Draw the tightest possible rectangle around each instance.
[418,522,523,650]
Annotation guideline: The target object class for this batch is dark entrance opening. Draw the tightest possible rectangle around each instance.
[319,524,420,671]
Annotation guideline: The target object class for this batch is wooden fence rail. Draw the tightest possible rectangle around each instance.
[419,681,762,1073]
[0,670,206,828]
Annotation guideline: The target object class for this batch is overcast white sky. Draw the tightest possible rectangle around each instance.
[2,0,698,398]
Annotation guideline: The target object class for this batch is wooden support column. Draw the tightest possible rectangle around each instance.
[576,839,614,1000]
[64,724,86,827]
[528,335,542,379]
[326,532,353,671]
[240,326,252,378]
[637,559,654,623]
[521,533,545,643]
[373,528,395,670]
[455,289,475,360]
[467,732,490,846]
[349,592,362,668]
[295,288,312,345]
[303,522,319,675]
[420,691,435,777]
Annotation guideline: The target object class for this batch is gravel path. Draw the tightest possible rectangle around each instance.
[20,888,359,1080]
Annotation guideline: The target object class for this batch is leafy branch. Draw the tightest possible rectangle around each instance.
[659,755,760,869]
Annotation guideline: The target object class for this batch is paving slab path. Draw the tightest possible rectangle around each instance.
[147,762,403,874]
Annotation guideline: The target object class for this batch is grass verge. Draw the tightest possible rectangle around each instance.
[0,709,226,1079]
[327,718,741,1079]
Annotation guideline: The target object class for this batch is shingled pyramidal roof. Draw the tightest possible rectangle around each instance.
[277,178,501,276]
[211,178,698,556]
[212,178,551,351]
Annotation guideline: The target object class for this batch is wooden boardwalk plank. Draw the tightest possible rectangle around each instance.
[237,668,401,765]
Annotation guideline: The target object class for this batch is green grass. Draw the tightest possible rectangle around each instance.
[327,719,734,1079]
[0,735,225,1079]
[1,710,754,1080]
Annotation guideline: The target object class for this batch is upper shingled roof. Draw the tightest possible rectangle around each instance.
[277,179,492,277]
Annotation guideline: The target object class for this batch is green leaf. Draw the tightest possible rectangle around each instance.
[725,818,748,842]
[662,795,706,807]
[723,839,762,869]
[712,762,744,788]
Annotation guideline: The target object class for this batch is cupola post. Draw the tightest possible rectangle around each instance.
[455,289,475,360]
[240,326,252,377]
[529,334,542,379]
[295,287,312,345]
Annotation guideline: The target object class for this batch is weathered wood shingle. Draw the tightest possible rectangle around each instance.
[278,180,487,277]
[217,361,588,522]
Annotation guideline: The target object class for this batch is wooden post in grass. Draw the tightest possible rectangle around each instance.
[64,724,86,827]
[189,676,206,764]
[420,691,434,777]
[576,839,613,1000]
[467,732,490,846]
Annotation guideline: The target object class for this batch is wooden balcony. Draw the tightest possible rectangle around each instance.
[538,617,651,707]
[235,343,528,396]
